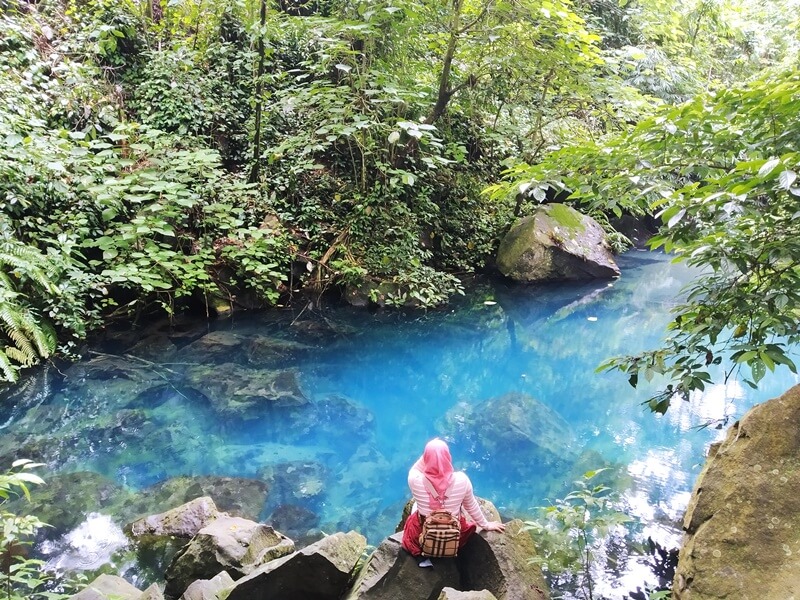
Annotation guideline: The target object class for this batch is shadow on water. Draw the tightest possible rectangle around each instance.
[0,250,797,596]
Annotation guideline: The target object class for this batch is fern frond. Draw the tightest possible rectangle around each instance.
[5,346,36,367]
[0,302,24,332]
[27,318,57,357]
[6,328,37,363]
[0,246,57,293]
[0,270,15,291]
[0,350,18,383]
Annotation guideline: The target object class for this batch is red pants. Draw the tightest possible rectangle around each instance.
[401,511,476,556]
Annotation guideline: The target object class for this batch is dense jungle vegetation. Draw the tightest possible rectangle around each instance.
[1,0,799,413]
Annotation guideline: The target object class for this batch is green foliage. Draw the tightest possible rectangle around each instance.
[595,69,800,413]
[2,0,799,377]
[0,224,59,383]
[522,470,633,600]
[0,460,66,600]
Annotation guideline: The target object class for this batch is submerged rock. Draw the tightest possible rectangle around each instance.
[9,471,132,538]
[164,516,294,598]
[183,363,307,419]
[226,530,366,600]
[267,504,320,542]
[178,331,246,363]
[245,335,316,365]
[443,392,576,476]
[496,204,620,282]
[289,395,375,448]
[674,384,800,599]
[126,475,269,523]
[260,461,328,504]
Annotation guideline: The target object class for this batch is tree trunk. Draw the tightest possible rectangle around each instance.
[427,0,462,124]
[248,0,268,184]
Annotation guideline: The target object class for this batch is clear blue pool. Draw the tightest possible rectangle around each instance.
[2,250,798,596]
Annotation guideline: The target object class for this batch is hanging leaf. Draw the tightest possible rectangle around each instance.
[757,157,780,178]
[778,170,797,190]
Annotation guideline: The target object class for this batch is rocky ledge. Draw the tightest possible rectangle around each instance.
[674,384,800,599]
[70,496,550,600]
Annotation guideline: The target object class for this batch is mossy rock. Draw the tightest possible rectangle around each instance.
[496,203,620,282]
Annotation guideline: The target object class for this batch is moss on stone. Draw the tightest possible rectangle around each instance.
[542,203,585,231]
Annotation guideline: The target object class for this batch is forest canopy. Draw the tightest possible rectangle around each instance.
[1,0,799,392]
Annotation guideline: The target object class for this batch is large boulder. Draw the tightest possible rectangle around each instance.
[226,530,367,600]
[126,496,220,539]
[496,204,620,282]
[345,533,460,600]
[458,520,549,600]
[673,384,800,599]
[163,516,294,597]
[139,584,165,600]
[346,521,550,600]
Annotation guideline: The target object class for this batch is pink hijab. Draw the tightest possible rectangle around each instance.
[412,438,454,496]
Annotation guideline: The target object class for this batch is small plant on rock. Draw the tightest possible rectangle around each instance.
[522,469,633,600]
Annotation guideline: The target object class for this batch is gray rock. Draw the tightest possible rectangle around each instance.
[180,571,235,600]
[345,533,460,600]
[459,520,549,599]
[164,516,294,598]
[227,530,367,600]
[439,589,498,600]
[126,496,220,539]
[673,384,800,599]
[496,203,620,282]
[69,574,141,600]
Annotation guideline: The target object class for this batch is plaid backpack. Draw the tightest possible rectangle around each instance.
[419,478,461,558]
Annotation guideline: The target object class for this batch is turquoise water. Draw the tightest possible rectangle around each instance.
[2,250,799,596]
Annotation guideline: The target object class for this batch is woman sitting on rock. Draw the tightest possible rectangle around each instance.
[402,438,505,567]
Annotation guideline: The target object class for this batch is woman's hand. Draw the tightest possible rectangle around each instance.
[482,520,505,533]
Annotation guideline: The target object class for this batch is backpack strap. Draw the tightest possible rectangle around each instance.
[423,476,455,510]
